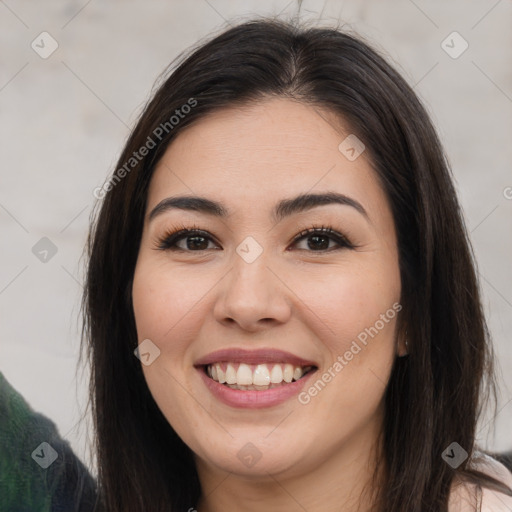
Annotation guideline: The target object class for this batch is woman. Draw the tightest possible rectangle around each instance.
[81,17,512,511]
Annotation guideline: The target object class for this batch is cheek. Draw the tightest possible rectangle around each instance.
[131,261,206,434]
[131,261,205,359]
[287,258,400,357]
[294,265,399,430]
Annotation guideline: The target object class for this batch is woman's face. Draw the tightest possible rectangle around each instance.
[132,97,402,480]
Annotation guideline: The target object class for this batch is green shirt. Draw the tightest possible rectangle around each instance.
[0,371,97,511]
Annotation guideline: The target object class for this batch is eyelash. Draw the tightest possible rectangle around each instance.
[153,222,357,253]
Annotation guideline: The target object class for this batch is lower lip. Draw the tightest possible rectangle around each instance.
[197,367,317,409]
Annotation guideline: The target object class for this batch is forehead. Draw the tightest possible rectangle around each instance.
[146,97,387,220]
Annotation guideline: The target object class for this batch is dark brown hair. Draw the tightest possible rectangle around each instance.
[80,16,512,511]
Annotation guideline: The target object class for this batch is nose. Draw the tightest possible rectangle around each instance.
[213,248,292,332]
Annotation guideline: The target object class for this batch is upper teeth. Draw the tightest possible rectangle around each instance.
[206,362,311,386]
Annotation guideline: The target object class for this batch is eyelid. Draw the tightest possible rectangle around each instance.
[290,225,356,250]
[152,223,219,251]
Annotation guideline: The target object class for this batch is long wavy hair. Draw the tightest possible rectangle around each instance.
[80,16,511,511]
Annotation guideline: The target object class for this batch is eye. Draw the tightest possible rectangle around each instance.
[153,224,356,253]
[290,225,355,252]
[154,224,220,252]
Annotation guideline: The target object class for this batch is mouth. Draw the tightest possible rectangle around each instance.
[202,362,317,391]
[194,348,318,408]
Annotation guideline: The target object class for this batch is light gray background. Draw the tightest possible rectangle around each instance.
[1,0,511,477]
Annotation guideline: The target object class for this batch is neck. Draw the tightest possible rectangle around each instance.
[194,421,385,512]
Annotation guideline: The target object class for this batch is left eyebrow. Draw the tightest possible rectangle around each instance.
[148,192,370,225]
[272,192,370,224]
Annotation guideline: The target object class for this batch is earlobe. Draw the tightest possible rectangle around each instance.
[397,335,409,357]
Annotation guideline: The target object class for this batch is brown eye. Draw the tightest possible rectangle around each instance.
[156,229,220,251]
[291,226,355,252]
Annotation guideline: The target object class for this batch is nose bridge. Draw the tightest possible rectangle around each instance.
[229,237,274,301]
[213,235,290,328]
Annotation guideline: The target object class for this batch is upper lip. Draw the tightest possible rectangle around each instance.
[194,348,318,368]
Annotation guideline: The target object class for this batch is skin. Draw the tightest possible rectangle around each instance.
[131,97,405,512]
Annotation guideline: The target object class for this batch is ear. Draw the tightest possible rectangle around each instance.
[396,332,409,357]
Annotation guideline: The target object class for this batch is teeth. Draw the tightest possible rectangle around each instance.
[270,365,283,383]
[253,364,270,386]
[283,364,294,383]
[226,364,237,384]
[207,362,313,388]
[236,364,252,385]
[217,366,226,384]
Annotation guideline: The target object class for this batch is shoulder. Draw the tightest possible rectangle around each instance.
[478,453,512,512]
[0,371,97,511]
[448,452,512,512]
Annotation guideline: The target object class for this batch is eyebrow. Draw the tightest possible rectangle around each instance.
[148,192,370,224]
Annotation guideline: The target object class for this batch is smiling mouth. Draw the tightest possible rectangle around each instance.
[203,362,317,391]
